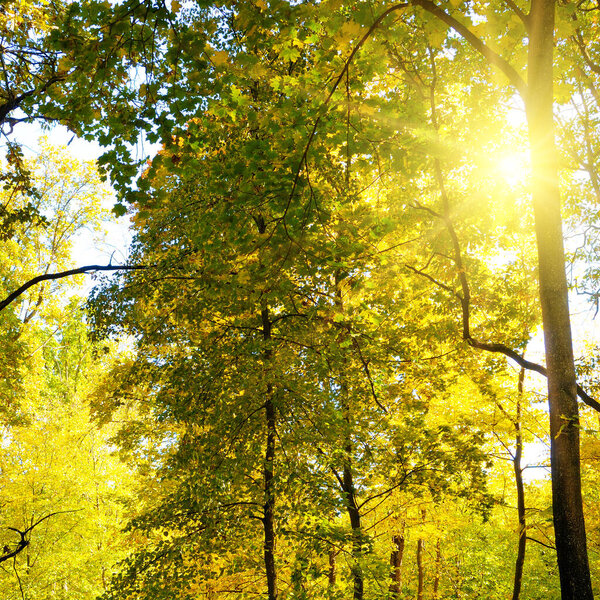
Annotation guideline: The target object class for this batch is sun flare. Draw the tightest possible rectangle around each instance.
[496,151,529,187]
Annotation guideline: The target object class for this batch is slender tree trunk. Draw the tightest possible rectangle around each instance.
[433,539,441,600]
[261,305,278,600]
[340,375,363,600]
[328,547,337,590]
[526,2,593,598]
[511,367,526,600]
[344,469,364,600]
[335,273,363,600]
[416,538,425,600]
[389,533,405,598]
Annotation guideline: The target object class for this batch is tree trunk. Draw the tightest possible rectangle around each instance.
[389,533,405,598]
[341,380,363,600]
[433,539,441,600]
[335,273,363,600]
[261,306,278,600]
[417,538,424,600]
[344,473,364,600]
[511,367,526,600]
[526,2,593,598]
[328,547,337,590]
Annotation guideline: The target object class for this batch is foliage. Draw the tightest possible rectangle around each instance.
[5,1,600,599]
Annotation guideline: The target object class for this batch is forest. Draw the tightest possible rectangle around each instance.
[2,0,600,599]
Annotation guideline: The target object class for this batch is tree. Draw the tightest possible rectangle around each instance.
[0,143,136,598]
[0,304,133,600]
[5,0,600,598]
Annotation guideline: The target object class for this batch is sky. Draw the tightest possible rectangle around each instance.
[11,121,134,275]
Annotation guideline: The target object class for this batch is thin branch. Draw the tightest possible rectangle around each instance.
[574,28,600,75]
[409,71,600,413]
[405,263,457,297]
[12,556,24,600]
[282,3,409,222]
[0,510,81,565]
[351,337,388,413]
[526,536,556,551]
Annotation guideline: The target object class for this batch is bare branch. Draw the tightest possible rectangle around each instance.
[409,78,600,413]
[0,510,81,565]
[526,536,556,551]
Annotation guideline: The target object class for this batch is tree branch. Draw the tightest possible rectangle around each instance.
[0,74,65,126]
[409,209,600,413]
[409,78,600,413]
[574,28,600,75]
[283,3,410,222]
[0,510,81,564]
[504,0,530,30]
[526,536,556,551]
[412,0,528,97]
[0,264,146,313]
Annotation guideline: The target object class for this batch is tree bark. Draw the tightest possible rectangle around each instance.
[261,306,278,600]
[511,367,526,600]
[416,538,425,600]
[433,539,441,600]
[328,547,337,590]
[526,2,593,598]
[389,533,405,598]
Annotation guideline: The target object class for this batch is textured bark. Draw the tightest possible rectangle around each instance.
[389,534,405,598]
[261,306,278,600]
[511,368,526,600]
[526,2,593,598]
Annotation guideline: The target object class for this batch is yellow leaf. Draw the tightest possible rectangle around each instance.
[211,50,228,66]
[428,27,447,48]
[335,20,362,46]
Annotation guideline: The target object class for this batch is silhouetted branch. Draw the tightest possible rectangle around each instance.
[0,510,81,564]
[0,264,146,312]
[413,0,528,97]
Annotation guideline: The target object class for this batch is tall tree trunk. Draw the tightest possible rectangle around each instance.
[389,533,405,598]
[261,306,278,600]
[416,538,425,600]
[335,273,363,600]
[526,2,593,598]
[511,367,526,600]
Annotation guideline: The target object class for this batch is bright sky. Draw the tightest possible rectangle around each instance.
[10,122,133,276]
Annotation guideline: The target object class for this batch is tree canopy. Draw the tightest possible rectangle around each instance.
[4,1,600,599]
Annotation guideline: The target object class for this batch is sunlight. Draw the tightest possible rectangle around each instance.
[496,151,529,187]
